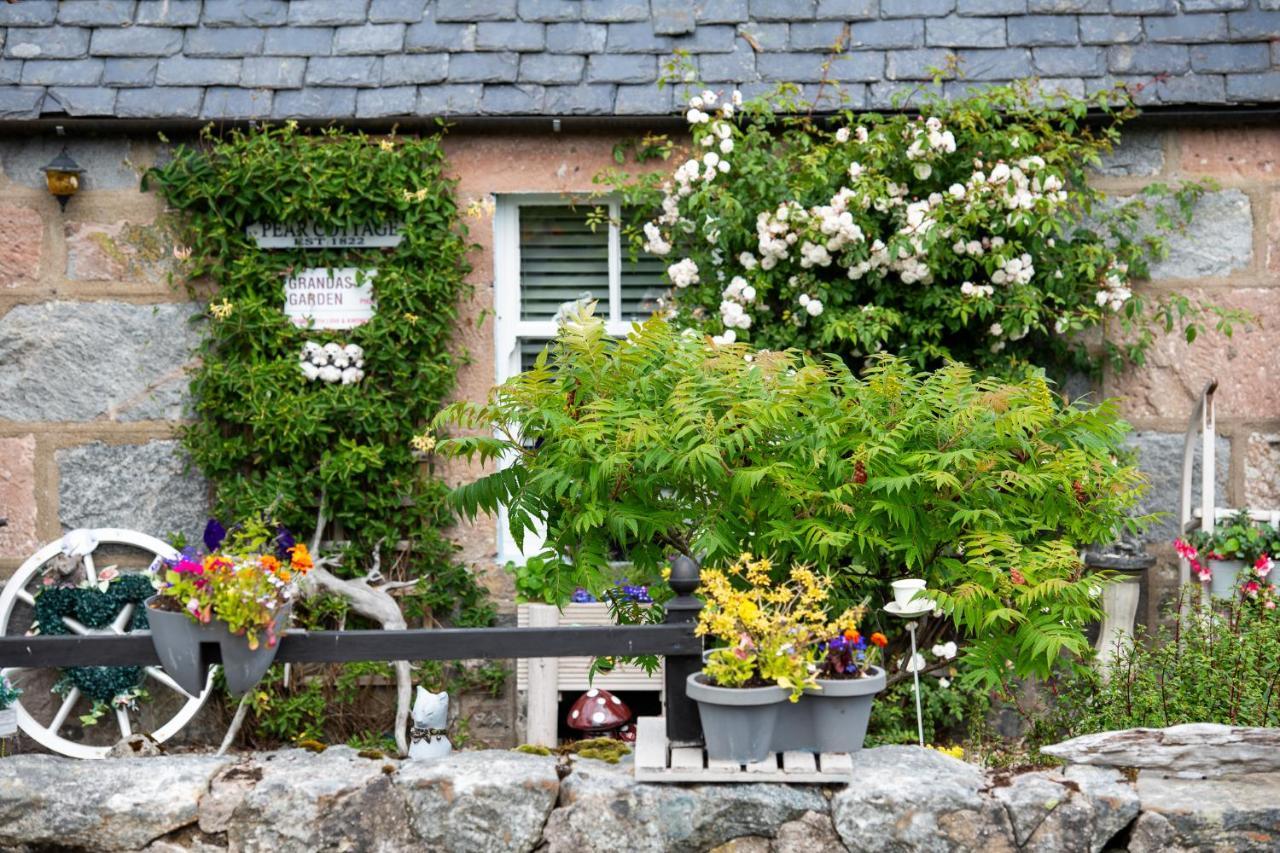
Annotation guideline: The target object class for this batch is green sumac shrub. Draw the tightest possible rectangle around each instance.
[146,123,491,627]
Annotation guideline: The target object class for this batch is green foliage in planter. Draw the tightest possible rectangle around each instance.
[145,123,491,627]
[599,79,1248,378]
[1042,585,1280,738]
[437,309,1148,689]
[1183,509,1279,564]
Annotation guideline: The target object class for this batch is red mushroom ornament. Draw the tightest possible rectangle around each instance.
[566,687,632,738]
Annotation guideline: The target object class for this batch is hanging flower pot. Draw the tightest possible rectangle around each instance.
[145,596,292,697]
[685,672,788,763]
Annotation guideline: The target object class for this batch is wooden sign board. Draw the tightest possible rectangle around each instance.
[248,222,402,248]
[284,268,376,330]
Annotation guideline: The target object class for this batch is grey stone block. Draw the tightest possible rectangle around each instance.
[1182,0,1246,8]
[475,20,546,51]
[1006,15,1078,45]
[90,27,185,57]
[157,57,242,86]
[449,51,519,82]
[850,18,924,48]
[696,0,749,22]
[102,58,158,87]
[582,0,650,21]
[355,85,417,116]
[203,0,290,26]
[1093,128,1165,176]
[519,0,583,22]
[738,21,789,49]
[519,53,585,84]
[698,41,757,82]
[957,0,1025,13]
[306,56,381,86]
[0,302,200,422]
[586,54,656,82]
[653,0,697,34]
[201,86,273,117]
[1110,0,1174,11]
[547,22,606,52]
[0,61,20,85]
[869,79,943,107]
[5,27,90,60]
[479,82,545,112]
[288,0,370,26]
[886,48,956,79]
[615,82,674,113]
[925,15,1006,47]
[0,87,46,119]
[545,83,616,113]
[185,27,267,57]
[58,440,211,545]
[1191,42,1271,73]
[44,86,116,116]
[1028,0,1107,9]
[882,0,955,13]
[1033,45,1105,74]
[334,23,407,54]
[958,47,1032,78]
[415,82,482,113]
[1146,188,1250,277]
[383,54,448,84]
[1125,432,1229,542]
[272,86,358,116]
[437,0,516,19]
[749,0,815,19]
[135,1,204,25]
[0,1,56,26]
[1226,9,1280,39]
[0,137,137,188]
[57,0,134,25]
[116,86,204,116]
[370,0,426,23]
[405,19,475,51]
[790,21,850,51]
[1145,13,1227,42]
[21,59,104,86]
[1079,14,1141,42]
[1226,71,1280,102]
[1108,43,1190,73]
[264,27,334,56]
[673,24,736,52]
[814,0,877,18]
[758,50,883,81]
[606,22,673,52]
[241,56,307,88]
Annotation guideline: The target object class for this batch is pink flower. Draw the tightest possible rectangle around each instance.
[174,559,203,575]
[1173,538,1199,561]
[1243,580,1262,598]
[1197,564,1212,582]
[1255,554,1273,578]
[98,567,119,582]
[1267,600,1276,610]
[186,597,200,615]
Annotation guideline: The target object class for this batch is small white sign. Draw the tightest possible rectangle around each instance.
[248,222,402,248]
[284,268,376,330]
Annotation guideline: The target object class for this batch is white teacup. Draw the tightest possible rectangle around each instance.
[891,578,927,608]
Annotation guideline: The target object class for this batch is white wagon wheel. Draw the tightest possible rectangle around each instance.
[0,528,214,759]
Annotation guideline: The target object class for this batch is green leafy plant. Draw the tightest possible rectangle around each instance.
[599,79,1249,378]
[1179,510,1276,564]
[437,308,1148,690]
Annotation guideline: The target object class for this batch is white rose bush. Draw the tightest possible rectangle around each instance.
[606,80,1247,377]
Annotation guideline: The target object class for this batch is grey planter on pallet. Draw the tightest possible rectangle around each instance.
[777,666,886,754]
[145,596,291,697]
[1208,559,1246,599]
[686,672,789,763]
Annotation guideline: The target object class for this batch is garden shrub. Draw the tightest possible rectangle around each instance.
[437,308,1148,690]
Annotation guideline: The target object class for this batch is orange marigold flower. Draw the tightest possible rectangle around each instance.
[844,629,860,643]
[260,555,281,573]
[870,632,888,648]
[288,543,314,572]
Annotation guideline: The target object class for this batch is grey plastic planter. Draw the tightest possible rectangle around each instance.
[1208,560,1246,599]
[686,672,788,763]
[145,596,291,697]
[771,666,886,753]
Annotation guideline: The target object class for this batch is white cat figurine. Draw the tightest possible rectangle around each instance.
[408,686,452,760]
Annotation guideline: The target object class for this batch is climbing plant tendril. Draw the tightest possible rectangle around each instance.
[145,123,493,631]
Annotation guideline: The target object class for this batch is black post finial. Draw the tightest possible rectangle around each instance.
[663,552,704,746]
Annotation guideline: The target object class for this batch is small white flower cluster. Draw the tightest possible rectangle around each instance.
[959,281,995,299]
[667,257,700,288]
[1095,262,1132,312]
[798,293,824,317]
[300,341,365,385]
[719,274,755,332]
[992,253,1035,286]
[904,117,957,180]
[642,221,671,256]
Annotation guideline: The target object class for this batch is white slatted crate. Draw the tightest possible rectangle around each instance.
[633,717,857,784]
[515,603,664,693]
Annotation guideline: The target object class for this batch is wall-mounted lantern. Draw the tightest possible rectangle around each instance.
[42,147,84,210]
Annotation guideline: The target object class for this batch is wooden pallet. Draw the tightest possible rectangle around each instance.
[633,717,856,783]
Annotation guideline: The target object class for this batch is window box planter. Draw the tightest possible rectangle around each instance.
[685,672,789,764]
[145,596,291,697]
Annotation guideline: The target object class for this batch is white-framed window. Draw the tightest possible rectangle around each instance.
[492,194,666,563]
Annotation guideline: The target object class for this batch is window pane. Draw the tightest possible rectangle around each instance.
[518,337,554,373]
[519,206,609,321]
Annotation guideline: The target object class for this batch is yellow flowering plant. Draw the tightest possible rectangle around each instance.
[696,554,867,701]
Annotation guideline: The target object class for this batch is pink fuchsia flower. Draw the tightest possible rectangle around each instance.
[1197,564,1212,582]
[1267,599,1276,610]
[1255,554,1273,578]
[1243,580,1262,598]
[1173,538,1198,561]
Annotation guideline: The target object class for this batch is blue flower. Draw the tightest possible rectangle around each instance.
[571,588,595,603]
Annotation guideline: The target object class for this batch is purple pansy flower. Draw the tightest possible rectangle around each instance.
[203,518,228,553]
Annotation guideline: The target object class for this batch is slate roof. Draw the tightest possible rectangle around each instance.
[0,0,1277,121]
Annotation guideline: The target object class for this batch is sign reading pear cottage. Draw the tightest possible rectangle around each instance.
[247,221,403,248]
[284,268,376,330]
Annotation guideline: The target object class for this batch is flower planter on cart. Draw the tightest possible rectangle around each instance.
[146,596,291,697]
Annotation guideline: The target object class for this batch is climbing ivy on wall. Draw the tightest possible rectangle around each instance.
[146,122,492,628]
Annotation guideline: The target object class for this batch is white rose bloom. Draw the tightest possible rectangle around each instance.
[732,89,743,105]
[701,135,715,147]
[989,322,1004,337]
[742,285,756,301]
[848,162,864,179]
[948,183,965,199]
[739,251,758,270]
[798,293,811,306]
[718,160,731,173]
[689,96,704,109]
[914,162,933,180]
[667,258,700,288]
[703,151,719,168]
[805,299,824,317]
[720,138,734,154]
[835,127,850,142]
[721,103,734,118]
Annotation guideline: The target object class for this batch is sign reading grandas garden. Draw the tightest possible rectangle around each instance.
[284,268,376,329]
[247,222,403,248]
